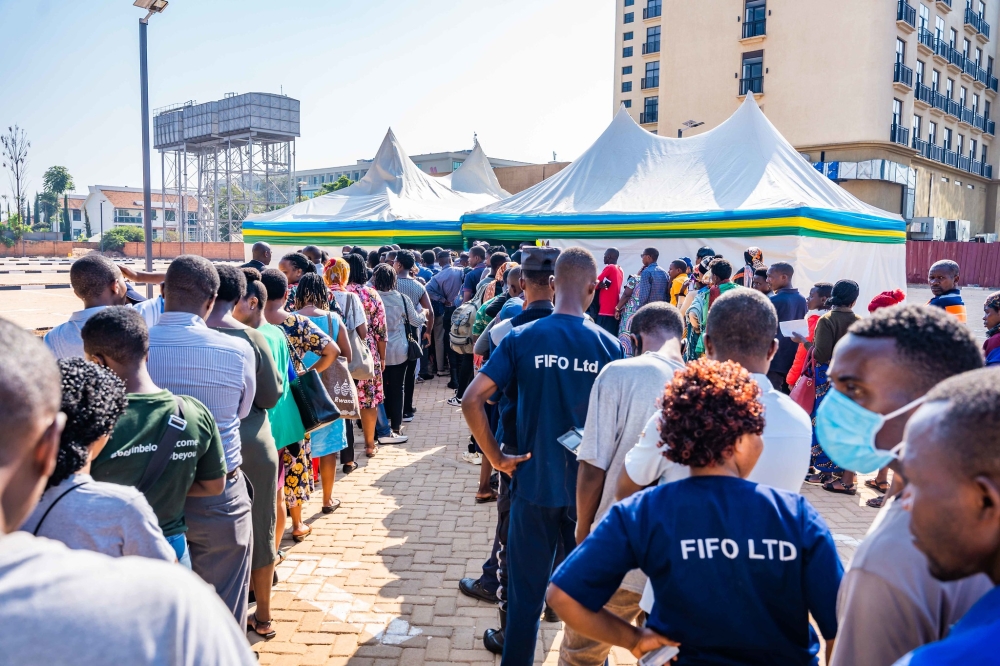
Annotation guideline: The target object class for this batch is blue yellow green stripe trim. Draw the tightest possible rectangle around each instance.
[460,207,906,244]
[241,219,462,247]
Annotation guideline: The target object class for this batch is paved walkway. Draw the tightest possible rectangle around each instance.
[255,376,884,665]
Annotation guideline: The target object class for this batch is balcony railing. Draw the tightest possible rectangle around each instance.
[639,111,658,124]
[933,36,951,59]
[742,18,766,38]
[964,57,979,78]
[897,0,917,27]
[990,75,999,91]
[965,7,991,39]
[918,28,936,49]
[937,0,952,7]
[642,40,660,54]
[890,123,911,145]
[740,76,764,95]
[643,4,661,19]
[988,118,996,134]
[914,136,994,178]
[959,154,972,171]
[641,76,659,89]
[894,61,914,87]
[961,106,975,124]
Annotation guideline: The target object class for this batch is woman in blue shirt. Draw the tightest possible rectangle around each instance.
[547,359,843,665]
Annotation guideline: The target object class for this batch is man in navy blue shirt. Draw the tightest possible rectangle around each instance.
[463,247,622,666]
[462,245,487,302]
[894,368,1000,665]
[766,262,807,392]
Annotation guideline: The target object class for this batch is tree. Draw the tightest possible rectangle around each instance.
[102,226,144,252]
[37,190,58,230]
[313,175,353,197]
[1,126,30,220]
[84,210,92,239]
[43,166,74,197]
[0,213,30,248]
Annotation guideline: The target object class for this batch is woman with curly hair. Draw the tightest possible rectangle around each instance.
[547,359,842,665]
[20,358,175,561]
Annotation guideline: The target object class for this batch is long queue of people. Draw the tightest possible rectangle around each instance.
[452,243,1000,665]
[2,239,1000,664]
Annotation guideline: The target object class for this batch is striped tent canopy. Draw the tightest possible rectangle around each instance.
[242,129,504,248]
[463,96,905,245]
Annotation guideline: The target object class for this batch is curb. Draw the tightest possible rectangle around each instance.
[0,284,73,291]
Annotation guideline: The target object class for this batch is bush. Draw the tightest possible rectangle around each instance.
[103,226,145,252]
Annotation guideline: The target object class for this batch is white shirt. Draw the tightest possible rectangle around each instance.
[623,371,812,610]
[43,306,108,359]
[0,532,256,665]
[134,295,165,329]
[147,312,255,472]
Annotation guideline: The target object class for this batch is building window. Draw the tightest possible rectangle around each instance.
[114,208,142,224]
[623,66,632,75]
[72,209,81,222]
[919,3,929,31]
[980,0,986,14]
[976,47,984,67]
[963,38,971,59]
[956,180,962,186]
[983,144,989,163]
[624,11,634,23]
[643,60,660,89]
[744,0,766,38]
[957,134,965,156]
[973,93,980,113]
[165,210,176,221]
[929,121,938,144]
[944,127,953,151]
[622,81,633,92]
[987,100,992,119]
[741,50,764,94]
[645,0,662,20]
[624,0,634,5]
[896,38,906,64]
[644,25,661,54]
[935,16,945,39]
[624,31,633,40]
[960,87,967,108]
[623,99,632,108]
[641,96,659,124]
[949,27,957,48]
[946,78,954,99]
[990,56,996,76]
[971,138,978,157]
[623,46,633,57]
[913,114,923,139]
[932,69,940,91]
[916,60,925,86]
[451,161,463,171]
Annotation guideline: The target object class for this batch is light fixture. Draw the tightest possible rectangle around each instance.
[133,0,168,12]
[677,120,704,138]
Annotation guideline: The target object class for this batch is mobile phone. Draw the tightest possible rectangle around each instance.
[637,645,679,666]
[557,428,584,454]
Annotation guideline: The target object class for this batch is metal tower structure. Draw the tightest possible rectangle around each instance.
[153,92,300,242]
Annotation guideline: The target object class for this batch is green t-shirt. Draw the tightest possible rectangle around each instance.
[258,322,305,448]
[91,390,227,537]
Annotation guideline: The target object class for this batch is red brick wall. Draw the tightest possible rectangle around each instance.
[123,242,246,261]
[0,241,99,257]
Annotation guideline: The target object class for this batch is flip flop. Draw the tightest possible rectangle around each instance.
[292,525,312,542]
[822,480,857,495]
[864,479,890,494]
[247,612,277,639]
[322,499,342,514]
[365,445,379,458]
[866,495,887,509]
[475,492,498,504]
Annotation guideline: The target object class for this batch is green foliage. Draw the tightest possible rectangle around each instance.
[0,214,30,248]
[43,166,74,196]
[102,226,144,252]
[37,190,58,229]
[84,210,92,238]
[314,175,353,197]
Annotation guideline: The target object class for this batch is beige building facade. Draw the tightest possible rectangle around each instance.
[614,0,1000,236]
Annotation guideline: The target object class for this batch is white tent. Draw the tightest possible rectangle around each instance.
[439,141,511,199]
[242,129,505,250]
[463,97,907,309]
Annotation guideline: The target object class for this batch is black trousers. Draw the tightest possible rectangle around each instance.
[595,314,620,337]
[403,357,418,415]
[767,369,791,395]
[383,361,408,431]
[456,353,475,399]
[341,420,355,464]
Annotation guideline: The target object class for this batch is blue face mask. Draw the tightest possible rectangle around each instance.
[815,388,924,473]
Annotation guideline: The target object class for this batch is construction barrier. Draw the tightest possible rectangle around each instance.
[906,240,1000,288]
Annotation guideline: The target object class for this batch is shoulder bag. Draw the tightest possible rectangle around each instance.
[322,313,361,418]
[343,292,375,380]
[286,330,341,434]
[402,300,424,362]
[789,349,816,414]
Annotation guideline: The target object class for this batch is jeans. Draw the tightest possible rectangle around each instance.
[166,532,192,569]
[433,305,456,375]
[376,403,391,438]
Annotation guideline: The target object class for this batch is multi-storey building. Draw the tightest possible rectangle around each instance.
[614,0,1000,236]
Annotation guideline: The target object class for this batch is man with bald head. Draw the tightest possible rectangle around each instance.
[463,247,622,665]
[44,254,128,359]
[243,241,272,271]
[0,318,256,664]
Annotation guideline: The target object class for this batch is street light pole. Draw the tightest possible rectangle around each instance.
[139,16,154,297]
[99,202,104,253]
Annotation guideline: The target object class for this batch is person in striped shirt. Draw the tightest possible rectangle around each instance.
[927,260,967,323]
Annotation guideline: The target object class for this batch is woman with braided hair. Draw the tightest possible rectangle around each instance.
[983,291,1000,366]
[20,358,175,562]
[547,359,842,665]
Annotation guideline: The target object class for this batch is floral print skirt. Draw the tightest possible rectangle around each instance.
[281,440,313,509]
[355,336,384,409]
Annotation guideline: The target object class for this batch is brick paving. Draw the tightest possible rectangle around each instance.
[254,375,885,665]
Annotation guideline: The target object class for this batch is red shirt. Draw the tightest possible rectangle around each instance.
[597,265,624,317]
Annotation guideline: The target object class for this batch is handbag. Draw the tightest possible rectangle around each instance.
[343,292,375,380]
[286,334,341,435]
[789,349,816,414]
[322,314,361,418]
[402,301,424,362]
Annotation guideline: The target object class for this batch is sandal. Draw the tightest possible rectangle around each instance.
[322,499,342,514]
[804,472,834,485]
[247,612,277,639]
[365,445,379,458]
[276,549,287,566]
[475,492,498,504]
[342,461,358,474]
[866,495,886,509]
[822,479,857,495]
[292,525,312,542]
[864,479,890,494]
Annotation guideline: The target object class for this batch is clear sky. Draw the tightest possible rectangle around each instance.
[0,0,613,201]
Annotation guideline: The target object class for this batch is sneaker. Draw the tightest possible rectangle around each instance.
[378,431,409,444]
[418,374,435,381]
[447,396,462,407]
[415,376,425,384]
[402,413,415,422]
[462,451,482,465]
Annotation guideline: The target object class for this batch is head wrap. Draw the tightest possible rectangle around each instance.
[326,257,351,290]
[742,247,765,286]
[866,289,906,312]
